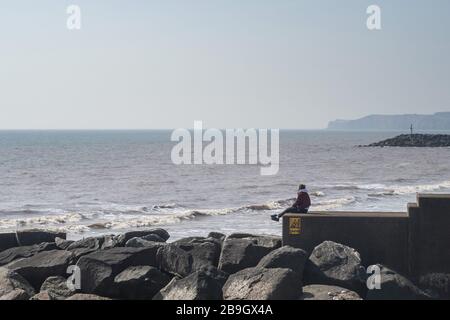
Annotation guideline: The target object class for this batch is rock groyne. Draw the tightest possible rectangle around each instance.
[0,229,448,300]
[362,134,450,147]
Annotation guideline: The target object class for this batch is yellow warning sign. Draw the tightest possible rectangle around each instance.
[289,217,301,235]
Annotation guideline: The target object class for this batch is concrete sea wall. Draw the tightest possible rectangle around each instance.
[283,193,450,278]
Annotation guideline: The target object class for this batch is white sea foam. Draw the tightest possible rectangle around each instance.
[322,180,450,195]
[1,181,449,235]
[312,196,357,211]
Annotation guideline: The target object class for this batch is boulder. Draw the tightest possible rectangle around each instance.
[257,246,308,278]
[0,242,58,266]
[366,265,430,300]
[76,257,115,297]
[154,270,223,300]
[301,285,362,300]
[114,266,171,300]
[208,232,226,242]
[125,237,166,249]
[66,237,105,259]
[66,293,111,300]
[157,244,193,277]
[6,250,74,290]
[30,291,54,300]
[0,233,19,252]
[76,246,160,296]
[141,234,166,243]
[419,273,450,300]
[55,237,74,250]
[40,276,76,300]
[172,236,207,245]
[227,233,281,250]
[16,229,66,246]
[0,267,35,300]
[223,267,301,300]
[1,289,30,300]
[304,241,366,293]
[116,229,170,246]
[197,265,229,287]
[177,241,221,269]
[101,234,122,250]
[67,237,103,251]
[218,238,275,274]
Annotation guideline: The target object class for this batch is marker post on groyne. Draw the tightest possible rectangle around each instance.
[282,193,450,278]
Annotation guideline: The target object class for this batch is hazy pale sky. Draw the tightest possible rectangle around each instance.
[1,0,449,129]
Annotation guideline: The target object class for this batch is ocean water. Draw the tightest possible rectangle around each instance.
[1,130,450,240]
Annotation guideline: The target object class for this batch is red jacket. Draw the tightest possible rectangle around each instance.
[294,191,311,209]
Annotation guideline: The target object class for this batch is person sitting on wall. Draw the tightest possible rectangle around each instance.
[271,184,311,222]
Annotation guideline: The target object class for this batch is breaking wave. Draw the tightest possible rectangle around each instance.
[312,197,357,211]
[322,180,450,196]
[0,193,356,234]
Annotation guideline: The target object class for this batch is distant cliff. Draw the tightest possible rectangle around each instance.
[327,112,450,131]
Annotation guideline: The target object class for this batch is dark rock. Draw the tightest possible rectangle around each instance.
[125,237,167,249]
[55,237,74,250]
[76,246,160,296]
[227,233,255,239]
[366,265,431,300]
[1,289,31,300]
[116,229,170,246]
[218,238,275,274]
[141,234,166,243]
[173,236,207,245]
[0,242,58,266]
[257,246,308,278]
[0,267,35,300]
[301,285,362,300]
[208,232,226,242]
[197,265,229,287]
[16,229,66,246]
[223,267,301,300]
[40,276,76,300]
[364,134,450,148]
[69,248,101,261]
[303,241,366,293]
[145,228,170,242]
[157,244,193,277]
[76,257,115,296]
[419,273,450,300]
[114,266,171,300]
[227,233,282,250]
[0,233,19,252]
[6,250,74,290]
[101,234,122,249]
[66,237,105,259]
[66,293,111,300]
[177,241,221,269]
[30,291,54,300]
[154,270,223,300]
[67,237,103,251]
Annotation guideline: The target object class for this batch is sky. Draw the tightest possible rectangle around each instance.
[0,0,449,129]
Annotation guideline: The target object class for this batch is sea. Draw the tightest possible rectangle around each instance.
[1,130,449,240]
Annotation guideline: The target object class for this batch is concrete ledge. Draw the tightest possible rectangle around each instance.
[282,193,450,277]
[283,212,410,275]
[301,211,407,217]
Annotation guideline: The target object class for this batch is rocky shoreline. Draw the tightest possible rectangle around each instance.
[361,134,450,147]
[0,229,449,300]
